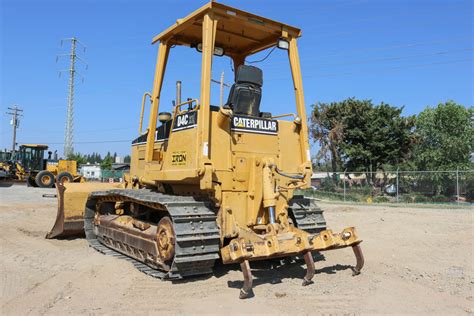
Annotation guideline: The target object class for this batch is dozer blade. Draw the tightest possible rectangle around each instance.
[46,182,124,239]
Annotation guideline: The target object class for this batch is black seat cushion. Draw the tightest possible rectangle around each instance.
[226,65,263,117]
[235,65,263,86]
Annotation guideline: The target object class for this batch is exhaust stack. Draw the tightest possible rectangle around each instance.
[176,80,182,105]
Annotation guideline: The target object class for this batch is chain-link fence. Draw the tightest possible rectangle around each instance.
[100,170,125,183]
[306,170,474,205]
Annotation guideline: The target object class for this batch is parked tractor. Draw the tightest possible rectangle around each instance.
[17,144,83,187]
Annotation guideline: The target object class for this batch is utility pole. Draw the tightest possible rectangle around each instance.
[57,37,87,158]
[211,72,230,107]
[6,105,23,156]
[219,71,225,107]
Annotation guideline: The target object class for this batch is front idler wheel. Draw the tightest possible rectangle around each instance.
[156,216,175,266]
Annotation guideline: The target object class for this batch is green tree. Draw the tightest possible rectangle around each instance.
[124,155,131,163]
[341,100,416,181]
[311,98,416,183]
[310,101,345,173]
[415,101,473,170]
[67,152,86,164]
[414,101,473,194]
[100,152,113,170]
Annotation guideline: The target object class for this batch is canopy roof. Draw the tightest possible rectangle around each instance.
[152,1,302,57]
[20,144,49,149]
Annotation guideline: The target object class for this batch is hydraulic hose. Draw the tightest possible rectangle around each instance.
[274,166,305,180]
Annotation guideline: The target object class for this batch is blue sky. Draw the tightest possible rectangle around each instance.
[1,0,472,158]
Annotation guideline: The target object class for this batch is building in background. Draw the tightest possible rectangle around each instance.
[111,163,129,172]
[79,163,101,180]
[79,162,130,182]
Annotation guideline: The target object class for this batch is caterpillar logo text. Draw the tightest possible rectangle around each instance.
[231,115,278,135]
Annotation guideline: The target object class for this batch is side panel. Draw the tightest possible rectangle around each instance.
[58,160,77,174]
[209,111,232,171]
[130,141,166,181]
[278,121,304,173]
[46,160,77,175]
[213,115,303,232]
[159,112,199,181]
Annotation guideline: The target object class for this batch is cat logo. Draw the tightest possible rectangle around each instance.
[235,120,245,128]
[171,151,187,165]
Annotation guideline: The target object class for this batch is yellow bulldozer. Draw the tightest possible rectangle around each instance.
[47,1,364,298]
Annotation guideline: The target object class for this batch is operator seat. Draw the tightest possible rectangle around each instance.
[226,65,263,117]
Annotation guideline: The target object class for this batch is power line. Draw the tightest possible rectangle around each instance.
[262,47,472,77]
[308,16,472,39]
[263,41,473,69]
[313,48,473,69]
[46,139,132,145]
[265,58,473,81]
[5,105,23,155]
[26,126,137,134]
[57,37,88,158]
[311,36,473,59]
[312,58,474,78]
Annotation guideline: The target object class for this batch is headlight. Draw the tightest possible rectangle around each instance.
[277,38,289,50]
[196,43,225,56]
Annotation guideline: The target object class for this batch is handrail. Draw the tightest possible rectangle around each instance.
[170,99,200,131]
[174,99,199,114]
[139,92,152,135]
[270,113,302,124]
[271,113,296,119]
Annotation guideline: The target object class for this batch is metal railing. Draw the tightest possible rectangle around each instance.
[100,170,125,183]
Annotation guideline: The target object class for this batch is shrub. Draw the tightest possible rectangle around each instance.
[432,195,451,203]
[320,177,337,192]
[373,196,390,203]
[400,194,432,203]
[464,174,474,202]
[311,190,361,202]
[351,184,372,195]
[414,194,431,203]
[400,194,414,203]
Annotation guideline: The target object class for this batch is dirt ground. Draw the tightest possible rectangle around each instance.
[0,184,472,315]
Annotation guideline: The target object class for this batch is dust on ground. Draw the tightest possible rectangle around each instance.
[1,184,472,315]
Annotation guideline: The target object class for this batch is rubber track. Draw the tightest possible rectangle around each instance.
[84,189,220,280]
[288,195,327,234]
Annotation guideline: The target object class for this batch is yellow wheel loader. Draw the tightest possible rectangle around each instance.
[16,144,83,188]
[0,150,28,182]
[0,160,26,182]
[47,1,364,298]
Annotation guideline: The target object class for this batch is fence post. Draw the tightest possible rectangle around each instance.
[343,170,346,203]
[456,167,459,203]
[396,168,399,203]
